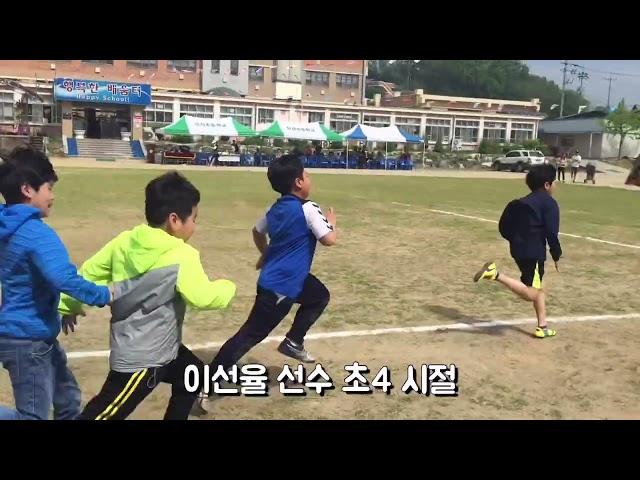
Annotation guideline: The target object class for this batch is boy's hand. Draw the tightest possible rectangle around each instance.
[255,255,264,270]
[554,261,560,272]
[62,309,86,335]
[325,207,336,227]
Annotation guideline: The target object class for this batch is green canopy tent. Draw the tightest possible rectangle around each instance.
[157,115,258,137]
[258,120,343,142]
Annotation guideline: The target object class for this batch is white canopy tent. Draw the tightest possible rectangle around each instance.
[340,124,425,169]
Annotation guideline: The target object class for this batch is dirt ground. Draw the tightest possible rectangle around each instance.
[51,315,640,420]
[0,165,638,419]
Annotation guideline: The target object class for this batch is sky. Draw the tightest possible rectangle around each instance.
[526,60,640,108]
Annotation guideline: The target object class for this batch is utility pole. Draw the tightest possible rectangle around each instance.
[559,60,569,118]
[604,76,616,110]
[577,71,589,95]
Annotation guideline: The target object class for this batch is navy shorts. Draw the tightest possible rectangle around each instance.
[514,259,545,289]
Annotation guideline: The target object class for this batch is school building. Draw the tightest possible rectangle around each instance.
[0,60,545,157]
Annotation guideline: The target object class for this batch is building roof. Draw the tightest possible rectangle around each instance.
[379,90,541,116]
[540,116,605,134]
[559,110,608,120]
[538,110,634,134]
[205,86,243,97]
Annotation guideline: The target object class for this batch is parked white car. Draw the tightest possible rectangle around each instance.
[481,160,494,169]
[492,150,546,172]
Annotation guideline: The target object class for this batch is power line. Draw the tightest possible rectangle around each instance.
[569,62,640,78]
[557,61,640,111]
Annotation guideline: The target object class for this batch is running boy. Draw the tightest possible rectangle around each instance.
[59,171,236,420]
[207,154,336,382]
[474,164,561,338]
[0,146,112,420]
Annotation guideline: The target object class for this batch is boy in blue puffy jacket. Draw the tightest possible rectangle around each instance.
[0,147,112,420]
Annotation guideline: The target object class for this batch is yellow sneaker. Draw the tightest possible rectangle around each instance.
[535,327,557,338]
[473,261,498,282]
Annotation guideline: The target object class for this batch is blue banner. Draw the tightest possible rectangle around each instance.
[53,78,152,106]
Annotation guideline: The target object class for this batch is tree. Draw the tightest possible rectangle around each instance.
[603,100,640,160]
[478,139,501,154]
[434,135,443,153]
[367,60,590,117]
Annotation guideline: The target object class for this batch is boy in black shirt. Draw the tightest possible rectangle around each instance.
[474,165,561,338]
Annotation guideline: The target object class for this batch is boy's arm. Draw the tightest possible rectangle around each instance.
[253,228,268,253]
[58,234,121,315]
[58,232,122,315]
[176,247,236,310]
[28,224,111,312]
[544,200,562,262]
[303,202,336,246]
[253,215,269,269]
[253,215,269,254]
[498,202,513,240]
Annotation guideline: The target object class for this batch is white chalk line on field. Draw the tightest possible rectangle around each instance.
[66,312,640,360]
[210,225,247,230]
[390,202,640,250]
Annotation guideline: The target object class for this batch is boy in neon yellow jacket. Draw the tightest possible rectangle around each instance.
[59,171,236,420]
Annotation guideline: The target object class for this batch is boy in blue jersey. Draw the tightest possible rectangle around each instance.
[208,154,336,374]
[0,147,112,420]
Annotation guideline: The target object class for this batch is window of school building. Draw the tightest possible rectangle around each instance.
[1,92,14,122]
[257,108,274,124]
[307,111,325,124]
[455,119,480,143]
[510,122,534,142]
[180,103,214,118]
[144,102,173,127]
[425,118,450,142]
[220,106,253,126]
[363,114,390,127]
[336,74,358,88]
[395,116,421,136]
[168,60,197,72]
[483,121,507,142]
[330,112,359,132]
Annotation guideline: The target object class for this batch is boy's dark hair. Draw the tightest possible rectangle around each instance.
[526,164,556,191]
[145,171,200,227]
[0,146,58,204]
[267,154,304,195]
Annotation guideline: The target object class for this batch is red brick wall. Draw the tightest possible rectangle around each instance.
[0,60,200,90]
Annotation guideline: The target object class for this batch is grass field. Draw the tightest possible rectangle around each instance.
[2,166,639,419]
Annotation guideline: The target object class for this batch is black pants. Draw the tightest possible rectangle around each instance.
[514,258,545,289]
[79,344,204,420]
[585,167,596,183]
[210,274,330,371]
[571,166,579,181]
[557,166,565,182]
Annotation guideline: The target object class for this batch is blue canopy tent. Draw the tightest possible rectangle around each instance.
[341,124,425,169]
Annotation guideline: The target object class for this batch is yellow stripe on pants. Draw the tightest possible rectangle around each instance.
[532,263,542,290]
[95,369,148,420]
